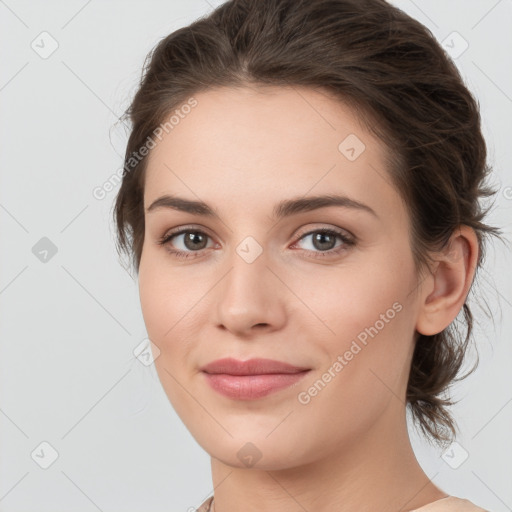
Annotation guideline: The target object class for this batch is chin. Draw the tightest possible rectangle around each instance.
[192,428,313,470]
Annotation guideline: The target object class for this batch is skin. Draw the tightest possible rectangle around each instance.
[138,85,479,512]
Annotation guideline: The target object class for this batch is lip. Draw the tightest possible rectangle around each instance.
[200,358,311,400]
[200,357,310,375]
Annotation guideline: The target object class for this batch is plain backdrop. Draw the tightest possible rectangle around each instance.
[0,1,511,511]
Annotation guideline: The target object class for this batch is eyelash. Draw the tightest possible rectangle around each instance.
[157,226,356,261]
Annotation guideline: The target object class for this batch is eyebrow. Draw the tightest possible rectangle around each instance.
[146,193,378,219]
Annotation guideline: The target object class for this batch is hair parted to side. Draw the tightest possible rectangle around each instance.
[113,0,504,448]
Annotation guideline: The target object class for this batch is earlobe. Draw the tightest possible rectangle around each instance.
[415,226,479,336]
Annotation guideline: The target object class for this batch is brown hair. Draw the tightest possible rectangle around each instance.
[113,0,503,448]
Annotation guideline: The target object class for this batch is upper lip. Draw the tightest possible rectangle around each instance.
[200,357,310,375]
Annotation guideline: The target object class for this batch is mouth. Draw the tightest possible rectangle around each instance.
[200,357,311,400]
[200,357,310,375]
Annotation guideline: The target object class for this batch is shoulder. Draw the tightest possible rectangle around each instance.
[196,495,214,512]
[195,495,490,511]
[412,496,490,512]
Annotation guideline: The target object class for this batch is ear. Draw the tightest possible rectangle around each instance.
[415,225,479,336]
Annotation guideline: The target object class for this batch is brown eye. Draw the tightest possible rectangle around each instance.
[157,228,214,260]
[293,228,355,258]
[181,231,209,251]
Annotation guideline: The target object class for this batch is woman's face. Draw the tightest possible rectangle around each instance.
[138,85,425,469]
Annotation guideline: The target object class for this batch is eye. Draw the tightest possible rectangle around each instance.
[292,228,355,258]
[157,226,356,260]
[157,227,215,260]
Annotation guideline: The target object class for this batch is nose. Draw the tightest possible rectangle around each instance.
[214,244,287,337]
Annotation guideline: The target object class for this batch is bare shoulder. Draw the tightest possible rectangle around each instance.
[196,495,214,512]
[411,496,490,512]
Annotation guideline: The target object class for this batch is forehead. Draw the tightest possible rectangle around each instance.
[143,85,400,220]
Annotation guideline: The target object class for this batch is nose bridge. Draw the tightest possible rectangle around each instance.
[221,235,270,310]
[214,234,285,333]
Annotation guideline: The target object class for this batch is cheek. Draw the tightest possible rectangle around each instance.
[138,264,166,341]
[290,246,416,396]
[290,267,414,452]
[138,253,189,345]
[137,251,213,378]
[294,253,412,340]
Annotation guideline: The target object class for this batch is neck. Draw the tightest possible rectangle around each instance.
[208,403,447,512]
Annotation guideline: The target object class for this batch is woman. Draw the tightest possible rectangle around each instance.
[113,0,502,510]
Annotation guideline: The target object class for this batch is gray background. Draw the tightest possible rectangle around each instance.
[0,1,511,511]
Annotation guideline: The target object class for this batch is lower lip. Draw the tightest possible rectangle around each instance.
[203,371,310,400]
